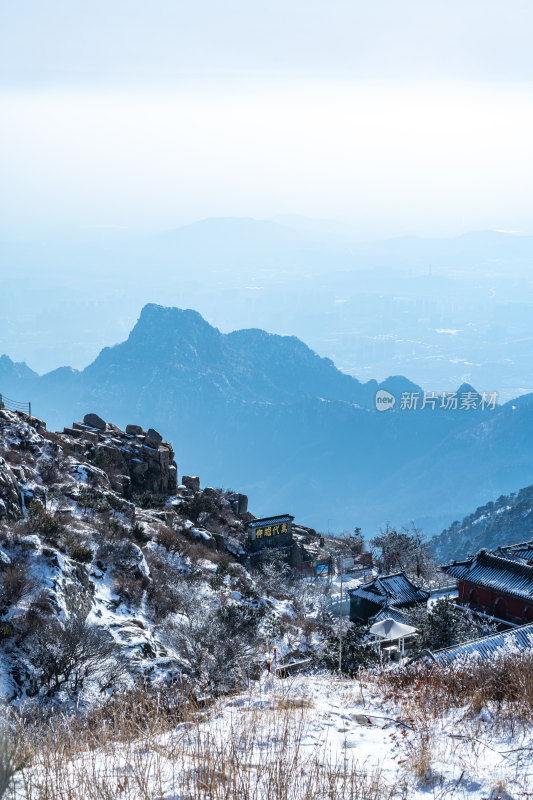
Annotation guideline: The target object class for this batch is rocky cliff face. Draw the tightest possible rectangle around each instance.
[63,413,178,498]
[0,407,336,705]
[0,457,22,520]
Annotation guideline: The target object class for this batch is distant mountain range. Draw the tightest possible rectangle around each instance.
[430,483,533,563]
[2,220,533,402]
[1,303,533,539]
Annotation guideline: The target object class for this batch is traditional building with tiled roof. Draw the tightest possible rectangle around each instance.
[442,548,533,623]
[416,622,533,667]
[348,572,429,623]
[497,539,533,565]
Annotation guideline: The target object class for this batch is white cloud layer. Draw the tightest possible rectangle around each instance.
[1,82,532,236]
[1,1,532,236]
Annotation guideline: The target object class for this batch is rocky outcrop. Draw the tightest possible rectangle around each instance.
[63,416,178,499]
[83,413,106,431]
[182,475,200,492]
[144,428,162,449]
[0,457,22,520]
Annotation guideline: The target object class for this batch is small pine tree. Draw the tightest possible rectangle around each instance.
[210,562,229,590]
[180,493,216,522]
[27,499,63,538]
[68,544,93,564]
[131,522,152,544]
[409,597,490,652]
[319,622,379,675]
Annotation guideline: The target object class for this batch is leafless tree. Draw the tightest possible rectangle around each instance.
[161,587,262,690]
[24,608,124,697]
[370,521,437,581]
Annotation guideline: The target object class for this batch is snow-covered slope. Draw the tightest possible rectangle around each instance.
[431,483,533,562]
[0,409,328,705]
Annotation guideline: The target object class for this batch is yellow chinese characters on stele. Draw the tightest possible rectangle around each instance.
[255,522,289,539]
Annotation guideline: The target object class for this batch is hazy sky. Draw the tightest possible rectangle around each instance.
[2,0,533,238]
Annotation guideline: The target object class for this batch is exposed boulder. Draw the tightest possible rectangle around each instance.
[126,424,144,436]
[226,492,248,515]
[83,413,107,431]
[66,417,178,498]
[182,475,200,492]
[144,428,163,448]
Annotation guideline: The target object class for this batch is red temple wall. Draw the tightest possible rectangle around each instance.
[459,580,533,621]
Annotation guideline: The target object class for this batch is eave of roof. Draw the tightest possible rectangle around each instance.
[443,550,533,603]
[427,622,533,666]
[249,514,295,528]
[348,571,429,607]
[370,606,411,625]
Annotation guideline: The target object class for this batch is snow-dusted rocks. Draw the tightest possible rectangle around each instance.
[64,417,178,497]
[83,412,107,430]
[0,407,335,709]
[182,475,200,492]
[0,456,21,520]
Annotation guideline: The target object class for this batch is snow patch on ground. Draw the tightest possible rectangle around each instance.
[12,674,532,799]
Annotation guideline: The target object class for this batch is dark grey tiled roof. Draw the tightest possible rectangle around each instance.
[498,540,533,563]
[348,572,429,608]
[443,550,533,602]
[249,514,294,528]
[370,606,411,625]
[349,596,383,622]
[428,622,533,666]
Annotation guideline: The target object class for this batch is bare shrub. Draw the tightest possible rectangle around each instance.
[155,524,182,553]
[255,551,293,598]
[39,458,62,485]
[145,557,186,621]
[161,591,264,691]
[24,590,55,621]
[23,609,124,697]
[96,516,129,542]
[0,564,32,612]
[112,570,148,606]
[175,535,229,567]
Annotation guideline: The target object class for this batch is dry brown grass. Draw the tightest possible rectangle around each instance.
[375,651,533,794]
[4,683,404,800]
[380,650,533,734]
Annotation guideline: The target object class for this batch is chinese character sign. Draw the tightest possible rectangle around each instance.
[254,521,290,540]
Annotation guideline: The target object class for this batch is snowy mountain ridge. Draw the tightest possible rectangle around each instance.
[0,408,332,705]
[431,483,533,562]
